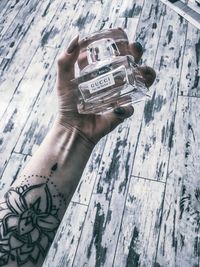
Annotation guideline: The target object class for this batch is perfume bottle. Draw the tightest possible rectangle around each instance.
[72,29,149,114]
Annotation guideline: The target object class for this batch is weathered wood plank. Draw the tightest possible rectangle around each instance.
[0,46,58,177]
[114,18,140,42]
[0,0,42,58]
[0,152,30,197]
[0,0,11,18]
[156,96,200,267]
[39,0,81,48]
[72,103,145,267]
[92,102,145,195]
[132,7,188,181]
[0,0,25,39]
[135,0,165,66]
[113,178,165,267]
[179,23,200,97]
[13,68,57,155]
[72,138,107,204]
[42,202,87,267]
[118,0,144,18]
[0,0,66,119]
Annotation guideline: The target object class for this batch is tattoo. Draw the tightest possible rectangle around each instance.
[51,163,58,172]
[0,164,65,266]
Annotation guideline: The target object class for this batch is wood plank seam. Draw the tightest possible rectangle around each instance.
[154,19,189,264]
[0,0,26,40]
[71,204,90,266]
[110,1,167,263]
[10,151,32,157]
[0,46,39,122]
[130,175,166,184]
[11,48,59,151]
[71,201,88,207]
[0,0,44,59]
[71,140,109,265]
[179,93,200,98]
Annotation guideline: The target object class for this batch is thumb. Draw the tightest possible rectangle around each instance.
[99,106,134,137]
[57,35,80,81]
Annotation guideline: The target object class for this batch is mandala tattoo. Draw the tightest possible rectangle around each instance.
[0,164,65,266]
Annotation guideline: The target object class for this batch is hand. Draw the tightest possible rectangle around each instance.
[55,31,156,145]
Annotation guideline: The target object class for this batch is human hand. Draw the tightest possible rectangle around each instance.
[56,30,156,145]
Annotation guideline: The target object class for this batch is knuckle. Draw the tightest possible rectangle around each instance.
[56,53,66,66]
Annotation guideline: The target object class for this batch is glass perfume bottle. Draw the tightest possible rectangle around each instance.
[72,29,149,114]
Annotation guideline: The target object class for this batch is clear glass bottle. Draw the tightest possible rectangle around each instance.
[72,29,149,114]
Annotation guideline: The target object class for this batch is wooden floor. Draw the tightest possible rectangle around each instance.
[0,0,200,266]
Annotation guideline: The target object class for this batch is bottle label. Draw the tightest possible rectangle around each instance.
[79,73,115,93]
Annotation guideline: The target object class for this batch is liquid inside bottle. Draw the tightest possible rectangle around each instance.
[72,36,148,114]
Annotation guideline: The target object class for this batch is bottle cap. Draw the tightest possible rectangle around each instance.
[87,38,120,64]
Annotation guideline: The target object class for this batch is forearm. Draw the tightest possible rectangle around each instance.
[0,122,94,267]
[21,122,95,210]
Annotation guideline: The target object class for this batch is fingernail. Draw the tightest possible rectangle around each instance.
[67,35,79,54]
[117,27,124,31]
[129,106,134,115]
[134,42,143,53]
[141,66,152,75]
[114,107,126,115]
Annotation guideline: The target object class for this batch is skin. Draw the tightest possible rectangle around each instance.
[0,30,156,267]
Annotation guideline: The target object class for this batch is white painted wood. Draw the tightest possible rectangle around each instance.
[113,178,165,267]
[156,96,200,267]
[0,46,58,177]
[0,0,66,118]
[0,0,25,39]
[72,138,107,205]
[114,18,140,42]
[179,23,200,97]
[0,0,42,58]
[43,202,87,267]
[92,102,145,195]
[135,0,166,66]
[132,6,188,181]
[72,103,145,267]
[0,0,11,17]
[40,0,81,48]
[117,0,144,18]
[160,0,200,30]
[0,152,30,197]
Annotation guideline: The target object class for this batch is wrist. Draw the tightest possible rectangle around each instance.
[53,118,97,149]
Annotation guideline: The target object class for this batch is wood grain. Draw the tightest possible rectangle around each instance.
[0,0,25,39]
[113,177,165,267]
[43,201,87,267]
[179,23,200,97]
[132,7,188,181]
[135,0,165,66]
[156,96,200,267]
[0,152,30,198]
[0,0,65,118]
[0,0,42,58]
[0,46,58,177]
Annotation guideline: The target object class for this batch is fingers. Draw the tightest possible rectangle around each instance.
[57,35,80,81]
[128,42,156,87]
[99,106,134,137]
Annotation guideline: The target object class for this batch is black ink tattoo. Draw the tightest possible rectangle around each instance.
[0,183,60,266]
[51,163,58,172]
